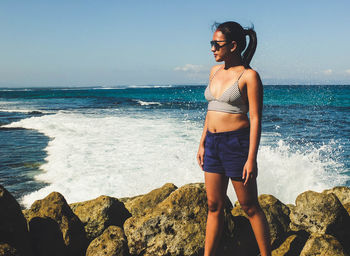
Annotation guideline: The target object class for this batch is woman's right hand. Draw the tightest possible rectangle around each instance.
[197,145,205,170]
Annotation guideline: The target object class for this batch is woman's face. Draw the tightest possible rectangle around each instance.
[211,30,232,62]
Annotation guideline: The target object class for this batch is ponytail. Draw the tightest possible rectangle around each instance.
[242,28,257,68]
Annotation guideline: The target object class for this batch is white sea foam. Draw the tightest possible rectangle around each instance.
[134,100,162,106]
[4,112,347,208]
[0,109,53,114]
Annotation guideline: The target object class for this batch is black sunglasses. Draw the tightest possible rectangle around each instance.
[210,40,230,51]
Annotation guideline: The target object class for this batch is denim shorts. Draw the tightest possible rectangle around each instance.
[203,127,250,178]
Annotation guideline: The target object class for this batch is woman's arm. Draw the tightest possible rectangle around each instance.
[197,113,208,169]
[242,69,263,185]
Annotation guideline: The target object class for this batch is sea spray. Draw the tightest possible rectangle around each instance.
[4,110,347,208]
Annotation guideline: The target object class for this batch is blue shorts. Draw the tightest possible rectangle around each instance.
[203,127,250,179]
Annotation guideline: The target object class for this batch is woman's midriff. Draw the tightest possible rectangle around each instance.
[207,111,249,133]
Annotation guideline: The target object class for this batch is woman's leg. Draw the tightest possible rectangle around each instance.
[204,172,229,256]
[232,178,271,256]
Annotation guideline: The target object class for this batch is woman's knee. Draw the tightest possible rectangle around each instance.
[240,202,262,217]
[207,198,224,213]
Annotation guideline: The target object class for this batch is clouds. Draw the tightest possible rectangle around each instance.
[173,64,210,82]
[323,69,333,75]
[322,69,350,75]
[174,64,208,73]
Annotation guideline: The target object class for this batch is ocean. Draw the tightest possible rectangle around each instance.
[0,85,349,208]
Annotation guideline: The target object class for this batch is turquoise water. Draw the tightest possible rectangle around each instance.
[0,85,349,207]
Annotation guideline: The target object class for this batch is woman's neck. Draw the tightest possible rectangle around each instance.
[224,55,243,69]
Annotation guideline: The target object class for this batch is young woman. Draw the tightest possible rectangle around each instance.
[197,21,271,256]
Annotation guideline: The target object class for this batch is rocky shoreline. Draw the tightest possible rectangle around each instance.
[1,183,349,256]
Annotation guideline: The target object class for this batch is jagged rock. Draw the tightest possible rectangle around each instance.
[86,226,129,256]
[271,231,309,256]
[290,190,350,254]
[300,234,348,256]
[344,203,350,216]
[323,186,350,215]
[232,194,290,247]
[25,192,87,256]
[124,183,235,256]
[124,183,177,217]
[0,185,32,256]
[70,195,131,242]
[0,243,19,256]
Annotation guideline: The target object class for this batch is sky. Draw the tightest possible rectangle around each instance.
[1,0,350,87]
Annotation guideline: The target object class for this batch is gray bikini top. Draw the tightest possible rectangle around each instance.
[204,66,248,114]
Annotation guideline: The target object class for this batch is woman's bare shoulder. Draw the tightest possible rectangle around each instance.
[209,64,223,79]
[243,68,262,86]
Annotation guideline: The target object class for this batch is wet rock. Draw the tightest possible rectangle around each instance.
[232,194,290,247]
[290,190,350,254]
[86,226,129,256]
[124,183,235,256]
[70,195,131,242]
[124,183,177,217]
[300,234,348,256]
[25,192,87,256]
[0,185,32,256]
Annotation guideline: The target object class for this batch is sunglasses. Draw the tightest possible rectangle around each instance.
[210,40,231,51]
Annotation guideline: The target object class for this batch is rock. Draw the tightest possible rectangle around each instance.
[124,183,235,256]
[323,186,350,214]
[271,231,309,256]
[344,202,350,216]
[300,234,348,256]
[232,194,290,247]
[0,185,32,256]
[0,243,19,256]
[124,183,177,217]
[25,192,87,256]
[70,195,131,242]
[86,226,129,256]
[290,190,350,254]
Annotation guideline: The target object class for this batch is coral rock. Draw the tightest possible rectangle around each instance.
[70,195,131,242]
[86,226,129,256]
[124,183,235,256]
[25,192,87,256]
[0,185,32,256]
[124,183,177,217]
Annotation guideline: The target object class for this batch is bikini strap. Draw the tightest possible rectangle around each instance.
[209,65,223,82]
[237,69,246,82]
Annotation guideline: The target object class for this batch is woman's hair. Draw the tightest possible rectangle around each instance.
[213,21,257,68]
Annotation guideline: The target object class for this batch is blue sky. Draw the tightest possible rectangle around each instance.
[1,0,350,87]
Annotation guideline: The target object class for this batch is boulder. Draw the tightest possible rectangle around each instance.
[323,186,350,215]
[344,203,350,216]
[232,194,290,247]
[124,183,235,256]
[0,185,32,256]
[271,231,309,256]
[0,243,19,256]
[70,195,131,242]
[290,190,350,253]
[25,192,87,256]
[86,226,129,256]
[300,234,348,256]
[124,183,177,217]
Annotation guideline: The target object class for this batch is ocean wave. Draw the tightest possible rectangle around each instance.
[133,100,162,106]
[4,111,347,208]
[0,109,52,114]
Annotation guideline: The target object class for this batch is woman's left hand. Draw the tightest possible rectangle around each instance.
[242,159,258,186]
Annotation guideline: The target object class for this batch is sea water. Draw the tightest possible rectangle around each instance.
[0,85,349,208]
